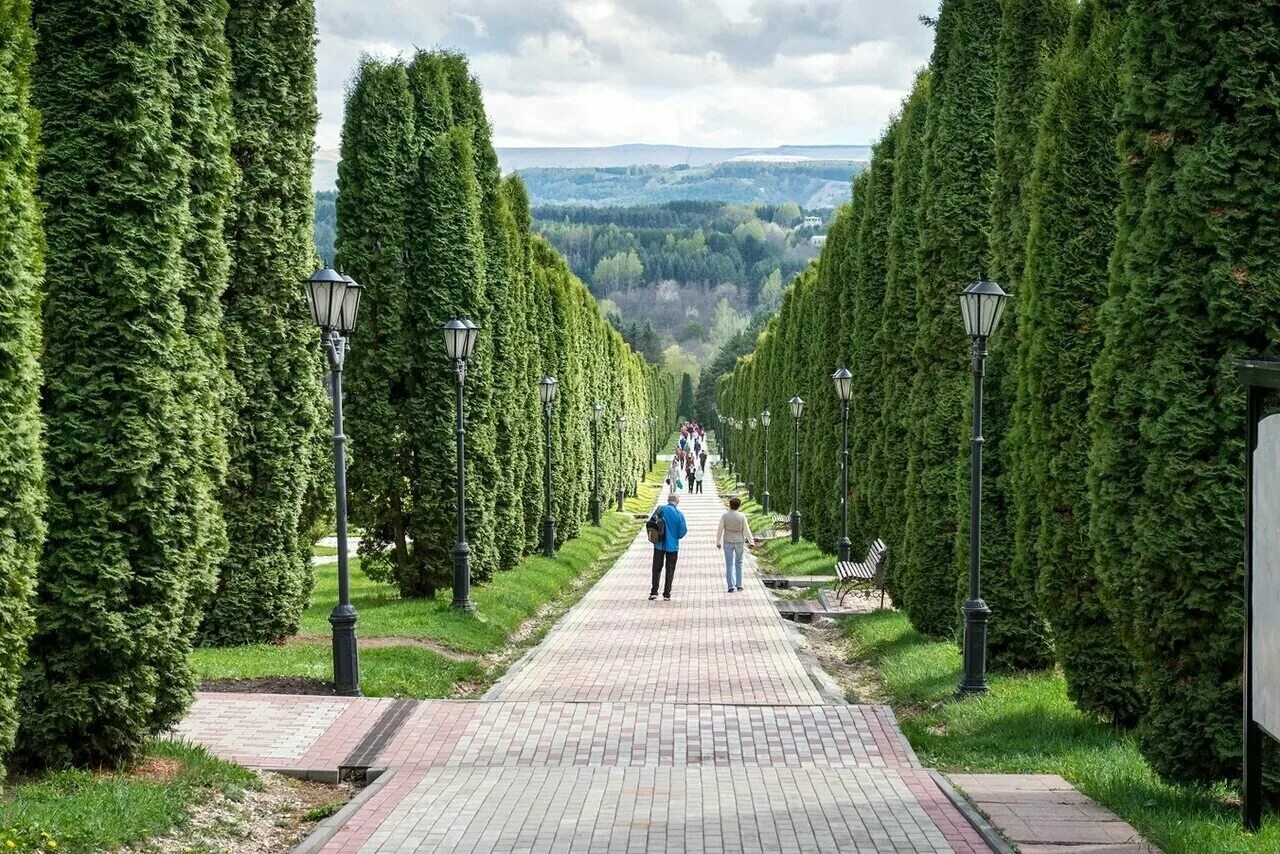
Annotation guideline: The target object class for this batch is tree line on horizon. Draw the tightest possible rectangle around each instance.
[720,0,1280,788]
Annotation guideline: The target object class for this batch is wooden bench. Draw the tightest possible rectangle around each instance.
[834,539,888,609]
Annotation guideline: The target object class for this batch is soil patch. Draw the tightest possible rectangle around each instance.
[200,676,336,696]
[125,771,351,854]
[130,756,183,782]
[797,618,888,705]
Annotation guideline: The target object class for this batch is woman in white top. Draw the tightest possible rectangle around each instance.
[667,458,684,492]
[716,496,755,592]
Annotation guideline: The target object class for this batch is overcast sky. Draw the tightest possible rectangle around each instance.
[314,0,939,151]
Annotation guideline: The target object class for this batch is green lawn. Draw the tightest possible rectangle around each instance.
[196,497,647,698]
[0,741,258,853]
[843,610,1280,854]
[312,544,339,557]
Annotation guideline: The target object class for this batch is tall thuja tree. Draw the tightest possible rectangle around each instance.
[401,124,489,596]
[206,0,323,644]
[0,0,43,778]
[1015,0,1137,723]
[850,142,894,552]
[901,0,1001,638]
[957,0,1068,671]
[158,0,233,720]
[875,73,929,606]
[22,0,193,766]
[678,373,695,419]
[1089,0,1280,783]
[335,58,416,584]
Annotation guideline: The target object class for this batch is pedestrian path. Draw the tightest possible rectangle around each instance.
[176,459,991,852]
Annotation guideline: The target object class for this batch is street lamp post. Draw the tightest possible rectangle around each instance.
[789,397,804,543]
[539,376,558,558]
[304,267,365,696]
[591,402,604,526]
[832,368,852,562]
[957,279,1009,697]
[760,409,772,513]
[616,414,627,512]
[443,319,481,612]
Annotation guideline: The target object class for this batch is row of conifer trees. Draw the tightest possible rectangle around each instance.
[720,0,1280,787]
[0,5,672,778]
[0,0,329,775]
[335,53,675,599]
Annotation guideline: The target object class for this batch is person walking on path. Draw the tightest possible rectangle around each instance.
[649,494,688,600]
[699,448,708,470]
[667,457,684,492]
[716,496,755,592]
[694,465,705,494]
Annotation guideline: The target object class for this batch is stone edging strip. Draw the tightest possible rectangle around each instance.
[292,767,398,854]
[928,770,1016,854]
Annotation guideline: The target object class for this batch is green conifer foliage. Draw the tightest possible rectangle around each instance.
[335,58,417,586]
[0,0,43,778]
[205,0,324,645]
[850,141,894,553]
[156,0,234,722]
[901,0,1001,638]
[1088,0,1280,782]
[678,373,695,419]
[21,0,195,766]
[874,73,929,607]
[1015,0,1138,723]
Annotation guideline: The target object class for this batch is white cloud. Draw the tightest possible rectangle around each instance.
[314,0,938,150]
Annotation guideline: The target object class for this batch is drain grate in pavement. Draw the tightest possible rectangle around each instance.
[341,699,414,771]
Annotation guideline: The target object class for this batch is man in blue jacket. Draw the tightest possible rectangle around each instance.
[650,494,688,601]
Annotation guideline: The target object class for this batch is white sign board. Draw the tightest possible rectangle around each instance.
[1253,412,1280,739]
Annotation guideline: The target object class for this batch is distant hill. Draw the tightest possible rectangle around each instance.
[517,161,864,208]
[311,144,870,195]
[495,144,870,171]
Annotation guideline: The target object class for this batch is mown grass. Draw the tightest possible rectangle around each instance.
[196,459,665,698]
[843,609,1280,854]
[312,544,339,557]
[0,741,258,854]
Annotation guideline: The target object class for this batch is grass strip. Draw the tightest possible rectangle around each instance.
[842,609,1280,853]
[0,741,258,853]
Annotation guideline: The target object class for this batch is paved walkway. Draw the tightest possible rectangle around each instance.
[177,462,990,852]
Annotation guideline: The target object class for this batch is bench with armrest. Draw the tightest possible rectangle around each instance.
[834,539,888,609]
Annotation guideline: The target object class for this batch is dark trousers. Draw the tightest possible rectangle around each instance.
[694,480,703,493]
[651,549,678,596]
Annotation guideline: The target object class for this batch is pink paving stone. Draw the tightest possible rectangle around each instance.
[177,464,994,852]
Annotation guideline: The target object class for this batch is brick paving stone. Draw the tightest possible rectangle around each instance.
[950,773,1156,852]
[178,464,993,852]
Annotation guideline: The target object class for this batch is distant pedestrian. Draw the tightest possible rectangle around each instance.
[716,496,755,592]
[694,465,705,494]
[699,449,708,470]
[667,457,683,492]
[648,494,688,600]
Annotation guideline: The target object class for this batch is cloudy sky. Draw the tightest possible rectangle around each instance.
[314,0,939,151]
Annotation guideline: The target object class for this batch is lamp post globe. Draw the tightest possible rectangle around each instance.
[305,267,362,695]
[539,377,558,558]
[590,402,605,526]
[444,318,480,612]
[832,368,853,562]
[788,397,804,543]
[958,279,1009,697]
[616,414,627,512]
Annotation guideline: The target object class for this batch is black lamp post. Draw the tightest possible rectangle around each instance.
[304,267,365,696]
[539,376,558,558]
[616,414,627,512]
[789,396,804,543]
[590,402,604,526]
[832,368,852,562]
[443,318,480,612]
[760,409,772,513]
[957,279,1009,697]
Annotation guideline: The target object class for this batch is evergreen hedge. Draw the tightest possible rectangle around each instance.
[1015,0,1138,724]
[202,0,324,646]
[0,0,43,780]
[1088,0,1280,783]
[21,0,200,766]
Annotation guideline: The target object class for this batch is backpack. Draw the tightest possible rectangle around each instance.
[646,508,666,545]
